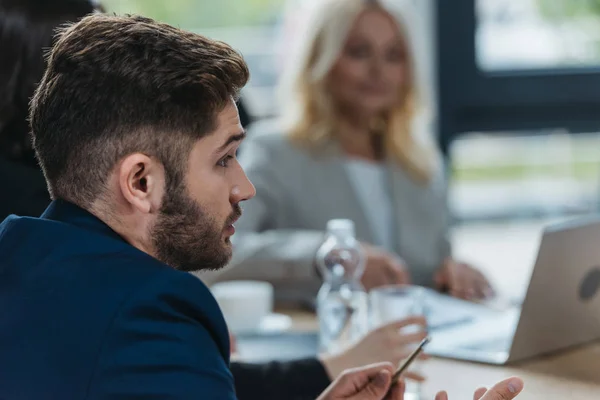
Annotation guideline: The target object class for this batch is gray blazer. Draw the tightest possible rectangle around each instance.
[199,120,452,304]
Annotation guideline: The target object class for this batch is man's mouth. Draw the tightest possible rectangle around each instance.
[224,210,241,235]
[227,214,240,226]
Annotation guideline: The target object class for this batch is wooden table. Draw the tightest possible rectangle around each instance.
[285,309,600,399]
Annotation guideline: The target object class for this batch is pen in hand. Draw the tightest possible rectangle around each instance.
[390,336,430,387]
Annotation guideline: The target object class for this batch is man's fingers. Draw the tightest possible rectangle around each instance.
[335,363,395,400]
[481,377,524,400]
[433,378,523,400]
[353,369,392,399]
[474,387,488,400]
[435,391,448,400]
[384,379,405,400]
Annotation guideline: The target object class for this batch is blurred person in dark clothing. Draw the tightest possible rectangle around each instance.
[0,0,100,221]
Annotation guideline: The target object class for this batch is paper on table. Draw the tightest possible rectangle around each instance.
[423,289,499,331]
[428,307,520,351]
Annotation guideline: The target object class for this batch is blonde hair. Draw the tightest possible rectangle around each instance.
[279,0,435,183]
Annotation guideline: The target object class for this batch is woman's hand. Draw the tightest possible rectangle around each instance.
[319,317,428,381]
[435,258,494,300]
[360,243,411,290]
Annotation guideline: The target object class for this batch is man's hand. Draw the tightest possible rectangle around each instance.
[316,362,404,400]
[361,243,410,291]
[434,258,494,300]
[434,377,524,400]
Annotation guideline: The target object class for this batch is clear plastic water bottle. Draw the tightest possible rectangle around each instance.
[316,219,368,354]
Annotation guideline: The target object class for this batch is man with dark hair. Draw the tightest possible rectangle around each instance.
[0,12,525,400]
[0,13,416,400]
[29,13,251,273]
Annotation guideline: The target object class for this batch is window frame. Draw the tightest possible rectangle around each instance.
[435,0,600,156]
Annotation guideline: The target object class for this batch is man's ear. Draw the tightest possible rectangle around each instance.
[117,153,165,214]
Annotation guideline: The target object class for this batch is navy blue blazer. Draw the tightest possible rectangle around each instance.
[0,200,236,399]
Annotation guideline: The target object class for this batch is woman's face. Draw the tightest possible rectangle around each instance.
[328,8,408,118]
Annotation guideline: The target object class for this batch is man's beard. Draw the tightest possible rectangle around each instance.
[151,186,241,272]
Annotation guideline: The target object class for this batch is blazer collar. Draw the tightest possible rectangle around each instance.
[41,199,126,243]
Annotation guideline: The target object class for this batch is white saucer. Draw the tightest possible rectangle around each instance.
[257,313,293,333]
[229,313,293,335]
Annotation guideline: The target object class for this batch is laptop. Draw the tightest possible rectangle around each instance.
[426,216,600,364]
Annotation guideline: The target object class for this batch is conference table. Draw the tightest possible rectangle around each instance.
[284,309,600,400]
[281,220,600,399]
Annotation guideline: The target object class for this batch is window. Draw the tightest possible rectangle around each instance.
[477,0,600,71]
[436,0,600,157]
[101,0,287,118]
[449,131,600,220]
[101,0,283,29]
[437,0,600,220]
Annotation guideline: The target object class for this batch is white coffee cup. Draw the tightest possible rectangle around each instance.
[210,280,274,333]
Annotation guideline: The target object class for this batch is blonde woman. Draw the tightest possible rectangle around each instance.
[201,0,492,304]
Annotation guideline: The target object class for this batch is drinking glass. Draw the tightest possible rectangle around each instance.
[369,285,427,400]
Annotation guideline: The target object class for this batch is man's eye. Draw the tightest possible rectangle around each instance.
[218,155,233,168]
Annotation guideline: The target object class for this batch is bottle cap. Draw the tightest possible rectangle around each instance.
[326,219,355,239]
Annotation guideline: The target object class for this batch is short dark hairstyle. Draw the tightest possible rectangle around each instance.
[30,13,249,206]
[0,0,98,163]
